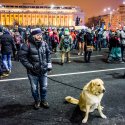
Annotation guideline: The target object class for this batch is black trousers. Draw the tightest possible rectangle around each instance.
[84,51,92,62]
[121,45,125,60]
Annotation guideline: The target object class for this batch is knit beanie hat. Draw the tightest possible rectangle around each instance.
[31,28,42,36]
[3,30,10,34]
[64,28,70,35]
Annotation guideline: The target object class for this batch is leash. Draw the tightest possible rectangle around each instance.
[44,75,83,91]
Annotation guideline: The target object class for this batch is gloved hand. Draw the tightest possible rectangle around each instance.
[60,47,62,51]
[33,63,40,71]
[15,51,17,55]
[47,63,52,71]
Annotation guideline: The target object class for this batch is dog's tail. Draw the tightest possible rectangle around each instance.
[65,96,79,105]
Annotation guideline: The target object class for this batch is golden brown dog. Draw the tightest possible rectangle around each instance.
[65,78,107,123]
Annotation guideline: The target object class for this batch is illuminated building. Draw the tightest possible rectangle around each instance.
[87,3,125,30]
[118,4,125,26]
[0,3,84,27]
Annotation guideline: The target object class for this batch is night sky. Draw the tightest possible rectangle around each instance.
[0,0,123,19]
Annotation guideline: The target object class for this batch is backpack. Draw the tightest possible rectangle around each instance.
[79,32,84,41]
[51,35,57,43]
[63,35,70,49]
[86,33,92,42]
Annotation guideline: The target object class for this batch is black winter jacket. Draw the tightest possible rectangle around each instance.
[19,36,51,76]
[109,35,121,48]
[84,32,93,51]
[0,33,17,54]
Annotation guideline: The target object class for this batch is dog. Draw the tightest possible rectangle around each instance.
[65,78,107,123]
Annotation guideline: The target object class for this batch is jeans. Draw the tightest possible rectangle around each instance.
[2,53,12,71]
[96,40,102,51]
[28,73,48,102]
[102,39,107,48]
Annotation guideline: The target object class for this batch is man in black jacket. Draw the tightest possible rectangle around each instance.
[84,29,94,63]
[19,28,52,109]
[0,30,17,74]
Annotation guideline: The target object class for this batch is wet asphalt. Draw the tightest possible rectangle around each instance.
[0,49,125,125]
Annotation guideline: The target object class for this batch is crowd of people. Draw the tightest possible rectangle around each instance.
[0,25,125,76]
[0,25,125,109]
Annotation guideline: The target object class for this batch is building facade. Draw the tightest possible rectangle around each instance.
[101,4,125,30]
[87,3,125,30]
[118,4,125,26]
[0,4,84,27]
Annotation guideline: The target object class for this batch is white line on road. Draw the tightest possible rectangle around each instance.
[0,67,125,82]
[52,55,103,60]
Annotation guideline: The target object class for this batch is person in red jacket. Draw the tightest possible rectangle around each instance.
[50,31,59,52]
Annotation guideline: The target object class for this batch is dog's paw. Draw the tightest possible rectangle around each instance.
[100,106,104,110]
[82,118,87,123]
[101,114,107,119]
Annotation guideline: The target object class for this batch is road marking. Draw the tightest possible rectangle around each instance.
[52,55,103,60]
[0,67,125,82]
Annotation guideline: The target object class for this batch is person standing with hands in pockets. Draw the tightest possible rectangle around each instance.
[19,28,52,110]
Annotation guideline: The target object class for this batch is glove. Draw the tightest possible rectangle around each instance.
[47,63,52,71]
[33,63,40,71]
[60,47,62,51]
[15,51,17,55]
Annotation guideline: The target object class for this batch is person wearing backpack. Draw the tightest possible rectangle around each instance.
[84,29,94,63]
[120,26,125,61]
[59,28,73,65]
[97,28,103,51]
[77,29,85,55]
[107,31,123,63]
[0,30,17,74]
[14,31,22,61]
[19,28,52,110]
[50,31,59,53]
[0,28,9,78]
[102,29,107,48]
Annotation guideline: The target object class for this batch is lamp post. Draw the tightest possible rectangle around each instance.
[103,7,115,29]
[109,11,112,24]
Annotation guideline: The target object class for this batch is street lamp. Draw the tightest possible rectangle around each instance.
[107,7,111,11]
[109,11,113,24]
[103,7,115,28]
[123,0,125,4]
[50,4,55,9]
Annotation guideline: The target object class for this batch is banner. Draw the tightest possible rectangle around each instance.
[64,16,68,26]
[1,14,5,25]
[68,15,73,26]
[40,15,44,25]
[19,14,23,25]
[5,14,10,25]
[53,16,56,26]
[44,15,48,26]
[36,14,41,25]
[31,14,36,25]
[10,14,14,25]
[60,15,64,26]
[56,15,60,26]
[27,14,31,25]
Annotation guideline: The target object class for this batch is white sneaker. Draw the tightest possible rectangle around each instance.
[78,53,80,56]
[9,69,11,73]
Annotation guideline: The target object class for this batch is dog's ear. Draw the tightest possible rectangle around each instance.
[83,80,94,91]
[89,81,96,89]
